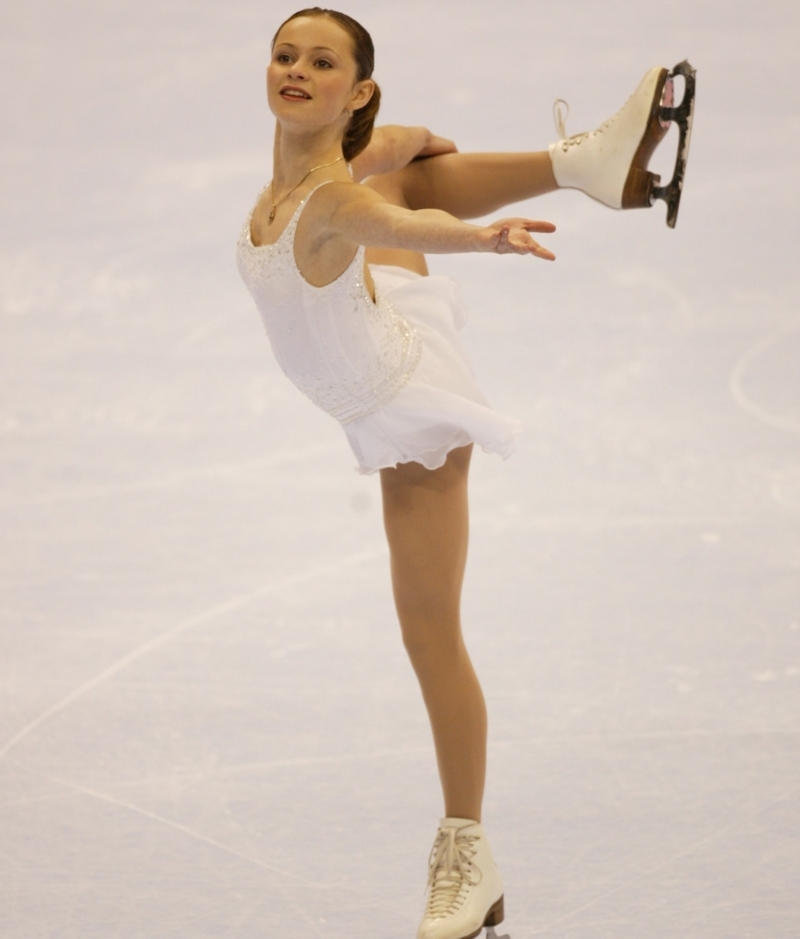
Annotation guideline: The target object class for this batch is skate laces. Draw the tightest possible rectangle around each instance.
[553,93,624,148]
[554,78,652,148]
[552,97,590,149]
[424,826,481,919]
[553,98,570,140]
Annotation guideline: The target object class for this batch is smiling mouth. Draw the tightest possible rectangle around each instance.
[281,88,311,100]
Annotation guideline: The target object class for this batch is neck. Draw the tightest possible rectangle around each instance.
[271,121,347,192]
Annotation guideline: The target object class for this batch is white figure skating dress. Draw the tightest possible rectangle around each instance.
[236,181,521,474]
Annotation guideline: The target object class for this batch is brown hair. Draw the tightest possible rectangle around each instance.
[271,7,381,161]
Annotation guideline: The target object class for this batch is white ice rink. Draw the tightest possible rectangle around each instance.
[1,1,798,936]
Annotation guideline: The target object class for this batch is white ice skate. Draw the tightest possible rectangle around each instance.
[549,60,696,227]
[417,818,509,939]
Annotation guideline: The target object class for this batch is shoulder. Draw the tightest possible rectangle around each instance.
[296,178,407,252]
[303,180,386,227]
[310,179,383,209]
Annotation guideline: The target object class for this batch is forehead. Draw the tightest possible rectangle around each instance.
[273,15,354,55]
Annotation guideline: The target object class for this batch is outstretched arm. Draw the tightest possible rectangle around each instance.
[325,184,556,260]
[349,125,458,182]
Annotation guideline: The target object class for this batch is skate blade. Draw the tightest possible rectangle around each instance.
[651,59,697,227]
[485,928,510,939]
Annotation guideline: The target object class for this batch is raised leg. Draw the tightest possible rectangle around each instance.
[368,151,557,221]
[398,151,557,219]
[380,445,487,821]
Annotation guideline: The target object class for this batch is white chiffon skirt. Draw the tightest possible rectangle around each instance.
[343,265,522,474]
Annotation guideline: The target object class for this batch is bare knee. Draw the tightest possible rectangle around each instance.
[399,610,465,673]
[391,555,465,669]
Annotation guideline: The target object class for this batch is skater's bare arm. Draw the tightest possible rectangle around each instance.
[324,184,556,259]
[350,126,458,182]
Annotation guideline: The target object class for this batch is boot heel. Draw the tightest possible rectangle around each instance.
[484,895,505,926]
[622,167,661,209]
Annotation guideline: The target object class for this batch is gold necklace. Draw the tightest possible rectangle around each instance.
[268,156,344,224]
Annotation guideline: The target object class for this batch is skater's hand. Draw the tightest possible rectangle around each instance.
[351,127,456,181]
[414,132,459,159]
[483,218,556,260]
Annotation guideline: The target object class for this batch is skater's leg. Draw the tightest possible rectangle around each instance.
[388,151,558,219]
[380,445,487,822]
[367,60,695,229]
[366,152,557,221]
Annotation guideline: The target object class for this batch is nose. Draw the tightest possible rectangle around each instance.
[287,59,309,81]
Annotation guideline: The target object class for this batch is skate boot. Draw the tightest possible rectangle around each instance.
[549,60,696,227]
[417,818,509,939]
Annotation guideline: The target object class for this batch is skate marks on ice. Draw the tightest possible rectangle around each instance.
[728,319,800,438]
[2,441,342,509]
[2,741,423,936]
[5,759,404,915]
[527,788,793,937]
[0,547,380,763]
[612,268,694,330]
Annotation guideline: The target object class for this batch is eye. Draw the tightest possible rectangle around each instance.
[316,58,333,69]
[275,52,292,64]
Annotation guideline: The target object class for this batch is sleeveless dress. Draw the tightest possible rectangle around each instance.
[236,181,521,474]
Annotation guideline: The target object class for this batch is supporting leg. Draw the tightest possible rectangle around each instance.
[380,445,487,822]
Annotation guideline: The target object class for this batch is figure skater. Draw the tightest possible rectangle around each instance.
[236,9,694,938]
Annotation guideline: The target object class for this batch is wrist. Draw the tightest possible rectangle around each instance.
[466,223,491,253]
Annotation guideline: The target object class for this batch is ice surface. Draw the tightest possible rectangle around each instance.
[1,1,798,937]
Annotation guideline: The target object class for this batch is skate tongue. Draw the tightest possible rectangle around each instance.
[439,816,478,829]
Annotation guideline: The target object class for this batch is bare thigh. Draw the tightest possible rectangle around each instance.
[380,444,472,651]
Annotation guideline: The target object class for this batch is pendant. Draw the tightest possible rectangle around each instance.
[268,205,276,224]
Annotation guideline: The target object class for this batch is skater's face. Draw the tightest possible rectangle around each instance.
[267,16,374,131]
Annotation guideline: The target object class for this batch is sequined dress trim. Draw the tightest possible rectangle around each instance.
[236,182,421,424]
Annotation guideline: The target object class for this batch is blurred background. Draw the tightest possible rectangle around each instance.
[1,1,798,937]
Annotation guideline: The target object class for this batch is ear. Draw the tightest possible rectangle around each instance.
[348,78,375,113]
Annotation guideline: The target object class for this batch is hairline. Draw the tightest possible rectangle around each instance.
[271,11,356,54]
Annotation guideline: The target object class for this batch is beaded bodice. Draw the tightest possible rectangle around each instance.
[236,182,421,424]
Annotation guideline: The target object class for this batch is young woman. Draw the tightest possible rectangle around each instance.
[237,9,686,939]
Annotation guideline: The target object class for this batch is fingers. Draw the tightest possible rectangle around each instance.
[530,243,556,261]
[523,220,557,234]
[419,133,459,157]
[495,217,556,233]
[492,225,555,260]
[430,134,458,154]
